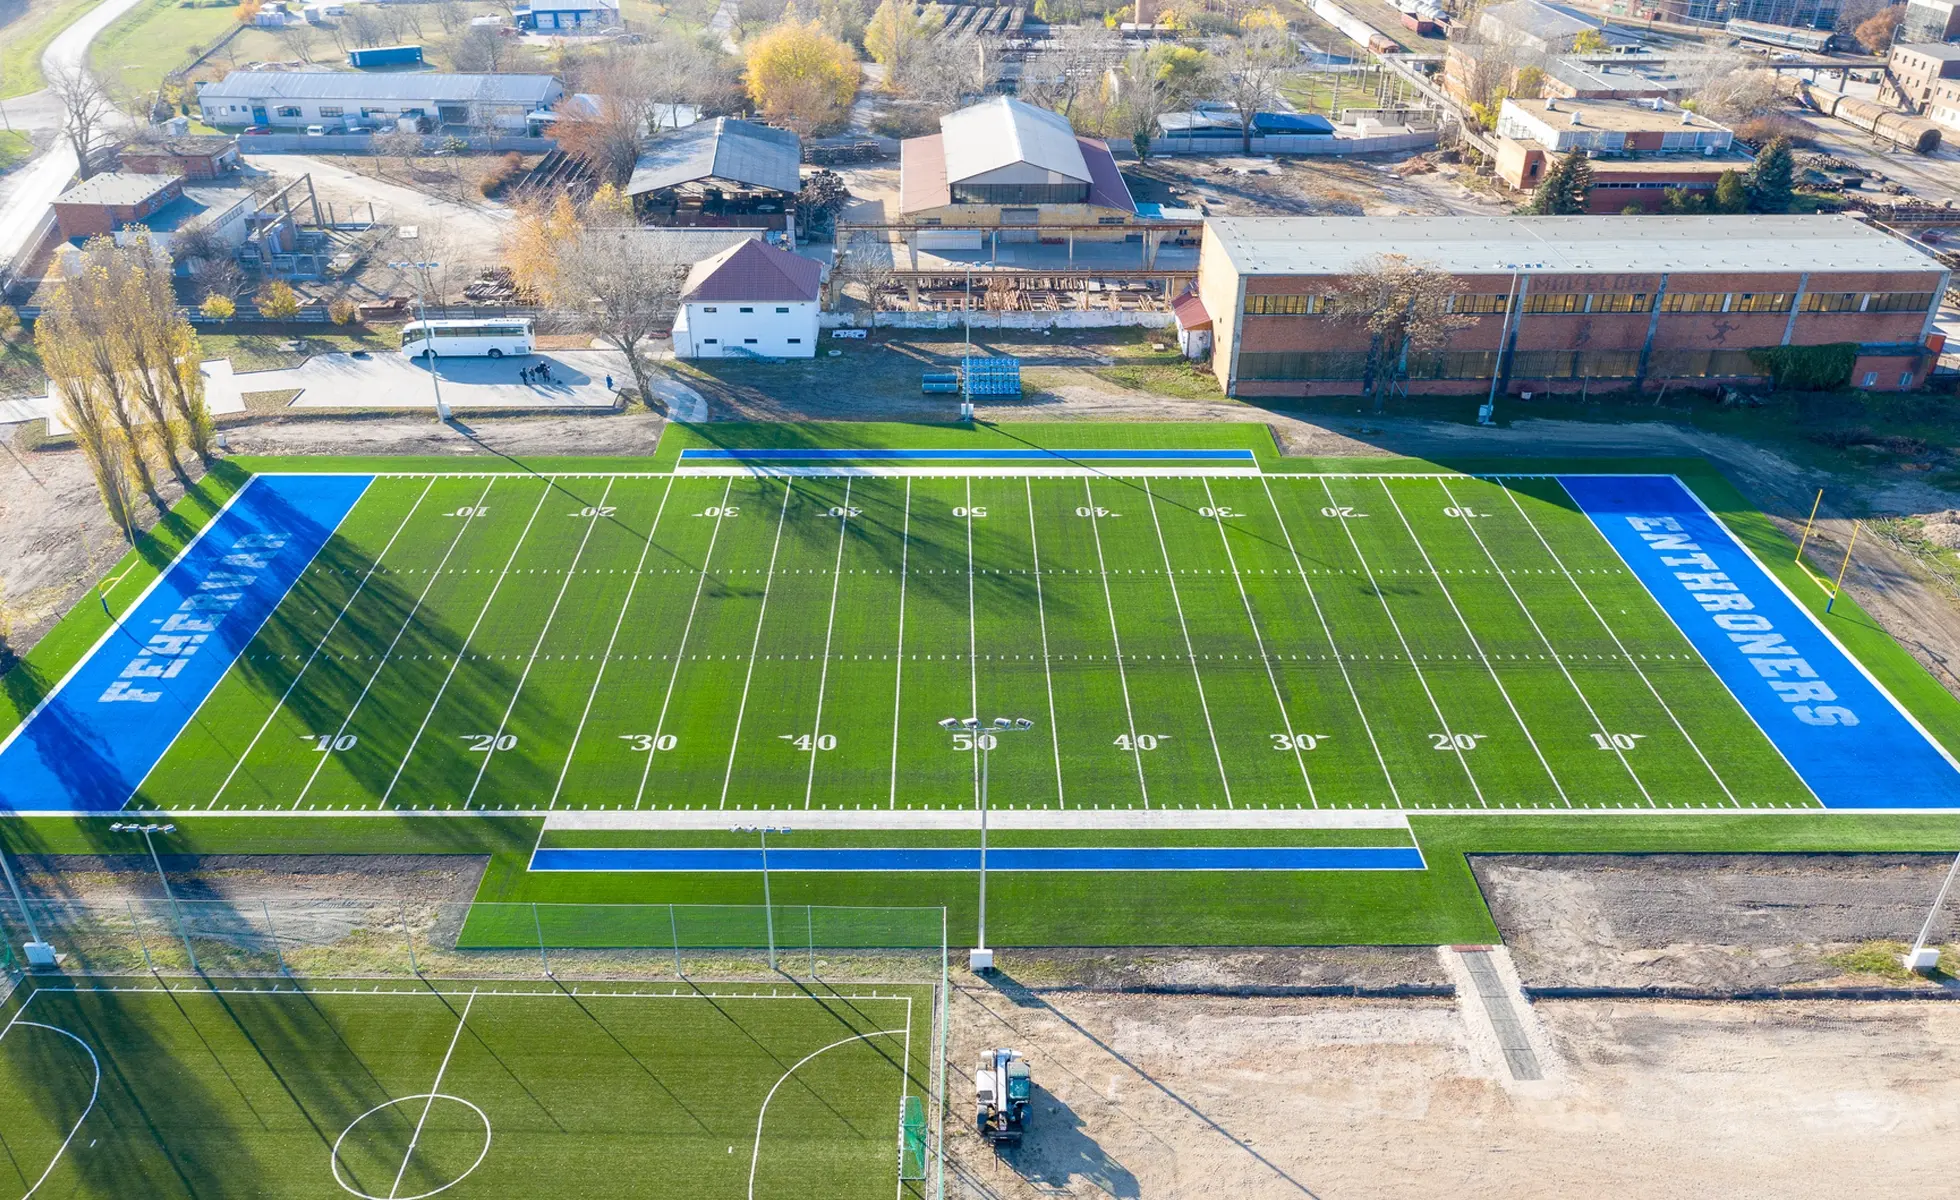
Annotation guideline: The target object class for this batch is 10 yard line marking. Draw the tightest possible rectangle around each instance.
[1379,479,1570,807]
[286,477,501,810]
[1203,479,1315,806]
[1144,480,1234,808]
[1317,477,1485,805]
[1084,478,1150,807]
[389,988,477,1200]
[719,479,797,809]
[887,480,912,810]
[1025,477,1065,808]
[463,477,619,807]
[804,479,854,809]
[207,477,435,807]
[547,477,676,809]
[636,477,736,810]
[1438,477,1653,805]
[378,480,556,808]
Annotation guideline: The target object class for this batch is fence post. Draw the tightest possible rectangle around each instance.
[127,897,156,973]
[262,900,290,976]
[669,904,682,978]
[533,903,551,977]
[808,906,816,979]
[402,900,421,976]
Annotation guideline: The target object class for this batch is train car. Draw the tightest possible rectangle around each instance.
[1807,87,1943,154]
[1727,19,1835,53]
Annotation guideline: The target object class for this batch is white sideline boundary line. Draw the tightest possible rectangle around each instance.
[637,478,736,810]
[1083,478,1151,808]
[1025,478,1066,809]
[390,989,477,1200]
[544,807,1414,829]
[966,481,980,807]
[677,466,1265,478]
[886,480,912,810]
[718,480,797,810]
[748,1027,908,1200]
[1143,480,1235,809]
[28,984,922,1002]
[0,993,101,1200]
[803,481,854,810]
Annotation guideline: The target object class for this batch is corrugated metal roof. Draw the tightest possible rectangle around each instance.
[1075,137,1136,215]
[196,70,562,106]
[898,133,950,214]
[1209,215,1944,276]
[626,118,801,196]
[940,97,1089,186]
[1171,286,1211,330]
[54,173,180,207]
[680,238,822,303]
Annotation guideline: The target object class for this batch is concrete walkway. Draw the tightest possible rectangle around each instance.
[248,349,630,409]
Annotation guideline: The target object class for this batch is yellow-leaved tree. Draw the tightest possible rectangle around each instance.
[745,7,859,136]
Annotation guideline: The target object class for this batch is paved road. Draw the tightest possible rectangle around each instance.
[251,350,630,409]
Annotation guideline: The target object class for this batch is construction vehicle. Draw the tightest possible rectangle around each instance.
[975,1048,1031,1143]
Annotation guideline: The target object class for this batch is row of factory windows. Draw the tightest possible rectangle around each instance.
[1242,291,1937,317]
[1236,347,1858,382]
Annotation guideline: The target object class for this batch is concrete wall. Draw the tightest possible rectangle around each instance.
[821,310,1176,330]
[1147,131,1437,156]
[236,134,555,153]
[676,301,819,357]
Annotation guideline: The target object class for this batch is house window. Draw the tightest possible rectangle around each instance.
[1901,372,1915,387]
[1862,372,1878,387]
[1522,293,1584,314]
[276,106,302,118]
[1661,292,1729,313]
[739,306,754,313]
[1450,293,1509,315]
[1098,216,1126,225]
[1865,291,1936,312]
[744,338,758,344]
[702,306,717,313]
[1587,293,1651,313]
[1244,294,1321,315]
[1800,291,1860,313]
[703,338,718,344]
[788,337,802,344]
[319,107,344,118]
[775,306,789,313]
[1730,292,1793,314]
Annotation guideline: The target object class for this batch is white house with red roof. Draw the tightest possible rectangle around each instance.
[671,238,824,359]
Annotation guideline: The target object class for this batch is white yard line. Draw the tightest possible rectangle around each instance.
[389,989,477,1200]
[547,478,677,810]
[208,478,435,807]
[463,479,620,807]
[546,805,1413,830]
[966,480,980,804]
[1437,477,1653,804]
[803,480,854,809]
[636,478,736,810]
[1257,477,1400,806]
[748,1029,908,1200]
[677,465,1264,478]
[1316,477,1485,804]
[1083,478,1151,807]
[1378,479,1569,807]
[286,479,500,810]
[717,480,797,809]
[1142,481,1235,808]
[375,482,556,809]
[887,480,912,810]
[1202,479,1315,805]
[1024,478,1066,808]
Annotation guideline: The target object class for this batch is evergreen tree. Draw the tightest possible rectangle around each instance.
[1529,151,1593,215]
[1746,137,1795,213]
[1713,170,1748,214]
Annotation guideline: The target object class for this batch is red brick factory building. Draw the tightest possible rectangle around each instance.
[1183,216,1948,398]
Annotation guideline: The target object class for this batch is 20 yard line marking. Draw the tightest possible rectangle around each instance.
[1317,477,1484,805]
[635,477,736,810]
[887,480,912,810]
[377,480,556,808]
[1203,479,1314,806]
[718,479,797,809]
[389,989,477,1200]
[1084,478,1150,807]
[803,479,854,809]
[1025,477,1065,808]
[1438,477,1653,805]
[463,478,619,806]
[1143,480,1234,808]
[287,478,501,810]
[1378,479,1569,807]
[208,477,436,807]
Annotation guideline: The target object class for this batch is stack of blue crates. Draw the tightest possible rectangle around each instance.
[961,356,1022,396]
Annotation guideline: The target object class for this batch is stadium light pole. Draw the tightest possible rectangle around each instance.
[960,259,995,421]
[1483,260,1541,427]
[732,825,790,971]
[0,839,55,968]
[388,258,452,422]
[110,822,197,973]
[1905,850,1960,973]
[939,715,1034,972]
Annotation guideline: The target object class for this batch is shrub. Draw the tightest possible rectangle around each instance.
[479,151,525,198]
[328,298,360,325]
[255,280,301,321]
[199,293,236,320]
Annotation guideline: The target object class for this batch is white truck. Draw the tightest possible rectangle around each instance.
[975,1048,1031,1143]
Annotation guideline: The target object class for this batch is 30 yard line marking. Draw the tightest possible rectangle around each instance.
[462,477,620,806]
[1521,479,1743,806]
[1258,477,1400,806]
[804,479,853,809]
[1144,480,1234,808]
[389,988,477,1200]
[207,477,435,807]
[1437,476,1652,805]
[1379,479,1569,807]
[1317,477,1484,804]
[377,480,556,808]
[547,477,677,809]
[1025,477,1065,808]
[286,477,502,810]
[719,479,797,809]
[636,477,736,810]
[1084,478,1150,807]
[887,480,912,810]
[1203,478,1314,805]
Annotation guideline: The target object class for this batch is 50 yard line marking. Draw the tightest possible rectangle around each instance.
[1025,477,1065,808]
[887,479,911,810]
[1143,480,1234,807]
[207,477,435,807]
[635,477,735,810]
[718,479,796,809]
[803,479,854,809]
[1084,478,1150,807]
[389,988,477,1200]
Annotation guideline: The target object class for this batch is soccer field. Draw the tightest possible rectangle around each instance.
[0,978,933,1200]
[6,453,1959,817]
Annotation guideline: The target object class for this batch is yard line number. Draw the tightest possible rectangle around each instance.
[1590,732,1646,751]
[1076,507,1119,518]
[1320,506,1364,518]
[1431,732,1487,751]
[1114,733,1169,752]
[826,506,863,518]
[952,506,986,518]
[572,505,617,518]
[464,733,518,752]
[1198,506,1240,519]
[449,506,488,518]
[697,506,739,518]
[305,733,357,752]
[619,734,679,752]
[1270,733,1329,752]
[780,733,837,751]
[951,732,997,751]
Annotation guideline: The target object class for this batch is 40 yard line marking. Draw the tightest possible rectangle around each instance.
[1084,478,1150,807]
[206,477,435,807]
[887,479,911,810]
[1025,477,1065,808]
[804,479,854,809]
[1144,480,1234,808]
[719,479,797,809]
[636,477,736,810]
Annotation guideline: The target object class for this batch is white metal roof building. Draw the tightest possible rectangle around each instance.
[940,97,1093,197]
[898,95,1136,232]
[195,71,563,130]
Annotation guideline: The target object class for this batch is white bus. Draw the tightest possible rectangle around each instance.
[400,318,534,359]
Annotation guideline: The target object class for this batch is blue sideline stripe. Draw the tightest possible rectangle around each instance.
[0,474,373,813]
[678,448,1258,461]
[528,846,1427,872]
[1559,474,1960,809]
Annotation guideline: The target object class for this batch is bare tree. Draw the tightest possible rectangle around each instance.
[836,228,896,311]
[448,25,511,72]
[1219,27,1295,153]
[1324,254,1475,411]
[281,22,318,63]
[346,6,386,48]
[550,229,690,406]
[48,65,121,181]
[1018,24,1123,123]
[557,52,654,186]
[435,0,469,34]
[903,34,1007,114]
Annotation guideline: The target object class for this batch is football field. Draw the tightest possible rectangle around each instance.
[11,448,1957,817]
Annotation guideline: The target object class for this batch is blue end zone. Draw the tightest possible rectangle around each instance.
[678,448,1258,461]
[529,846,1427,872]
[1559,474,1960,809]
[0,474,372,813]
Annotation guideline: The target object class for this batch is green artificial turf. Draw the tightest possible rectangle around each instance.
[0,979,931,1200]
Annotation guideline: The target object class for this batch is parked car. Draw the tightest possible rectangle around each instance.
[305,124,326,136]
[243,125,272,135]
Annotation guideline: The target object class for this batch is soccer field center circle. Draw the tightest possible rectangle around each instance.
[330,1092,492,1200]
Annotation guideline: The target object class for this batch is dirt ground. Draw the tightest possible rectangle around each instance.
[948,980,1960,1200]
[5,853,488,904]
[1121,155,1513,219]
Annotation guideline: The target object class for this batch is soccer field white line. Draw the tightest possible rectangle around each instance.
[24,983,924,1003]
[748,1025,910,1200]
[719,480,798,810]
[1084,478,1151,807]
[804,480,854,810]
[1144,480,1236,808]
[0,991,102,1200]
[1024,477,1067,810]
[965,481,981,807]
[390,989,477,1200]
[638,477,736,810]
[886,480,912,810]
